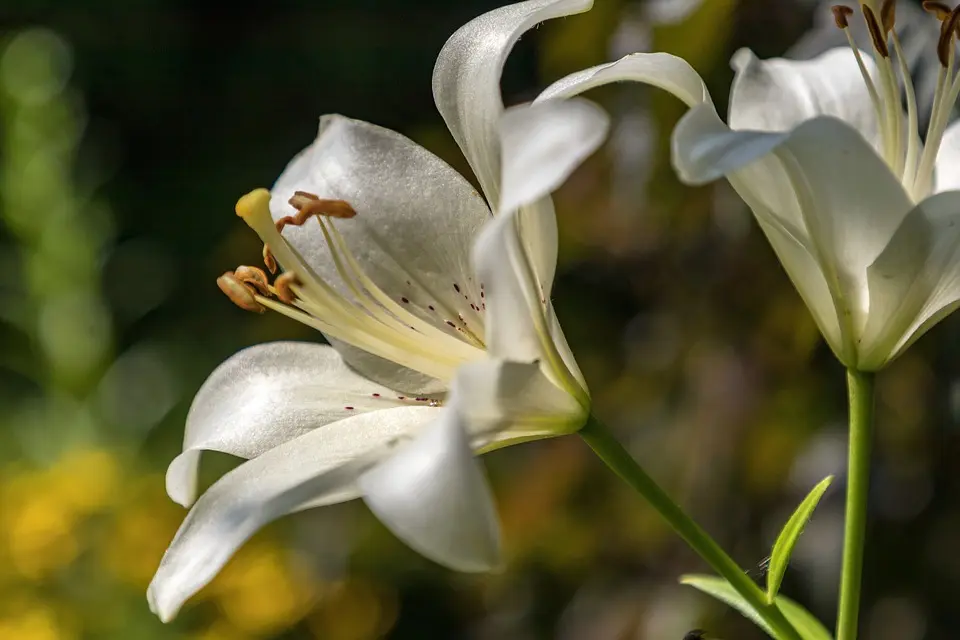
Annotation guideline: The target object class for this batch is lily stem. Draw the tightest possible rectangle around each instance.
[579,415,802,640]
[835,369,876,640]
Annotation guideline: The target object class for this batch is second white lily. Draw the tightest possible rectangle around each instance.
[537,1,960,371]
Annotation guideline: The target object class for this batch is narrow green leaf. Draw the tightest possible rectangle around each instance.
[767,475,834,601]
[777,598,834,640]
[681,574,773,637]
[681,574,833,640]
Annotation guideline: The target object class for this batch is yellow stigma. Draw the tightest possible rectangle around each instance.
[235,188,272,222]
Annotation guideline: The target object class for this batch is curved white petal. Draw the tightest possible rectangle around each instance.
[861,190,960,368]
[270,115,491,357]
[672,102,793,186]
[473,205,587,406]
[673,104,845,348]
[451,358,585,446]
[474,206,550,363]
[934,120,960,194]
[535,52,711,108]
[729,185,844,357]
[325,338,448,396]
[673,109,914,364]
[499,98,610,214]
[432,0,594,204]
[728,47,879,145]
[545,300,587,389]
[765,117,914,359]
[358,409,500,572]
[167,342,410,508]
[148,406,437,622]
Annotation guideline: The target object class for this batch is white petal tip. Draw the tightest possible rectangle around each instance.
[498,98,609,214]
[146,582,180,623]
[165,452,199,508]
[359,411,502,575]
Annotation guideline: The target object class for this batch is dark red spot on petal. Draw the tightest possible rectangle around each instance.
[398,396,406,400]
[344,406,354,410]
[372,393,380,397]
[453,284,461,293]
[401,297,409,303]
[428,305,435,311]
[446,321,455,327]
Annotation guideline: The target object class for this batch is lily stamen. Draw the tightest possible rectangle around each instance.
[274,271,300,304]
[231,188,487,381]
[833,2,960,199]
[216,271,265,313]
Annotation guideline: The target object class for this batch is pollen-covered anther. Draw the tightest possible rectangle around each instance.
[923,1,952,20]
[277,191,357,232]
[862,4,890,57]
[274,271,301,304]
[233,265,271,296]
[832,4,854,28]
[262,245,277,274]
[936,5,960,67]
[880,0,896,32]
[217,271,265,313]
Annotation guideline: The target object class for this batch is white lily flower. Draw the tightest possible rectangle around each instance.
[148,0,608,622]
[537,1,960,371]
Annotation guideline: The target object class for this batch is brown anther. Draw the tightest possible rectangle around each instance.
[274,271,301,304]
[278,191,357,232]
[217,271,265,313]
[923,1,952,20]
[233,265,271,296]
[862,5,890,57]
[262,245,277,274]
[832,4,853,28]
[936,6,960,67]
[880,0,896,33]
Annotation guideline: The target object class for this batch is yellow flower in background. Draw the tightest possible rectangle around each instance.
[212,540,317,636]
[0,449,120,582]
[0,600,76,640]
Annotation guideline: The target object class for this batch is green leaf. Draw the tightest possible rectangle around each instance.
[681,575,833,640]
[767,475,834,601]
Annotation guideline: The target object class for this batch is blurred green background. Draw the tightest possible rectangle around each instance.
[0,0,957,638]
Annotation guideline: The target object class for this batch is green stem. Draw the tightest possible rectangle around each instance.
[579,415,802,640]
[835,369,875,640]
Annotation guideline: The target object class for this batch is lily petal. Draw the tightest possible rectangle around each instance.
[673,110,913,364]
[728,47,879,143]
[358,409,501,572]
[499,98,610,214]
[474,205,545,363]
[934,120,960,194]
[432,0,593,299]
[861,190,960,368]
[167,342,406,508]
[432,0,594,203]
[675,107,841,348]
[764,117,914,354]
[324,338,449,396]
[535,52,711,108]
[451,358,586,446]
[270,115,491,356]
[746,201,845,356]
[148,405,437,622]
